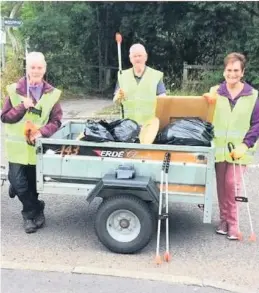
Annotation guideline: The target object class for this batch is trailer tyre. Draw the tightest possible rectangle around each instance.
[95,195,154,254]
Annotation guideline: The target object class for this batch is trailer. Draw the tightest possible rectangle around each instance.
[32,96,216,254]
[0,96,217,253]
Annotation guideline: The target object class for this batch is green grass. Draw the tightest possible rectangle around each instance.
[167,89,201,96]
[95,104,120,116]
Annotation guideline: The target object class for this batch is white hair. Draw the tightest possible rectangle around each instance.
[129,44,147,55]
[26,52,46,67]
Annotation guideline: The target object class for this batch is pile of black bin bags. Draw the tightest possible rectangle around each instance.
[155,118,214,147]
[80,117,214,147]
[80,119,141,143]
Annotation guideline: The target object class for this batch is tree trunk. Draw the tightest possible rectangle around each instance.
[7,2,23,54]
[96,6,103,92]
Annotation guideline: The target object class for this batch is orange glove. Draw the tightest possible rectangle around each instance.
[29,130,42,145]
[113,88,126,104]
[24,121,41,145]
[203,92,217,104]
[230,143,248,160]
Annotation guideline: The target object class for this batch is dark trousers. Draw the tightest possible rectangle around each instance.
[8,162,42,218]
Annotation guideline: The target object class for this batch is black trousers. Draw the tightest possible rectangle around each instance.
[8,162,42,217]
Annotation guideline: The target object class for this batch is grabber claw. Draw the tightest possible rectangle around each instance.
[164,252,171,262]
[249,233,256,242]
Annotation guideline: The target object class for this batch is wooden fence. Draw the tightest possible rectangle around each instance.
[182,62,220,88]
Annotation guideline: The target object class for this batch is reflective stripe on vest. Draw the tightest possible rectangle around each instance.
[212,86,258,164]
[118,66,163,125]
[5,134,27,142]
[4,83,61,165]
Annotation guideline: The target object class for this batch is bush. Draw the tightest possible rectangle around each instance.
[1,55,23,108]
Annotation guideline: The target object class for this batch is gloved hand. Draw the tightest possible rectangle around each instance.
[29,130,42,145]
[230,143,248,160]
[24,121,41,145]
[113,88,126,104]
[203,92,217,104]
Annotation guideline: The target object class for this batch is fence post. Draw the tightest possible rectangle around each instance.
[104,68,111,88]
[182,62,188,88]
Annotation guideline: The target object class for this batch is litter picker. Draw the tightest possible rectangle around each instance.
[164,152,171,261]
[115,32,124,119]
[228,142,256,242]
[155,152,171,264]
[24,39,42,117]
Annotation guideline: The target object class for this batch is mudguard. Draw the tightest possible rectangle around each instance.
[87,173,159,204]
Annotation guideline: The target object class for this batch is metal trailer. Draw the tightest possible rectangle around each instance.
[35,120,215,254]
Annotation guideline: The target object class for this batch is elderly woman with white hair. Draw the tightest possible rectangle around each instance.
[113,43,166,125]
[1,52,63,233]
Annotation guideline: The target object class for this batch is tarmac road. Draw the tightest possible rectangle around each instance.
[1,268,231,293]
[1,98,259,293]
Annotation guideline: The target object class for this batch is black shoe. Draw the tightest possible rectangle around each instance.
[23,218,37,233]
[9,185,16,198]
[34,200,45,228]
[34,211,45,228]
[22,211,37,233]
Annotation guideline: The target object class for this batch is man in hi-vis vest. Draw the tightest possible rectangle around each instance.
[113,43,166,125]
[1,52,63,233]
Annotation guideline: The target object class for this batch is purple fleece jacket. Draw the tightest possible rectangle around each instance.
[217,81,259,148]
[1,77,63,137]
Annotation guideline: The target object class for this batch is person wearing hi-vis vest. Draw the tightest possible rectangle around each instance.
[1,52,63,234]
[203,52,259,240]
[113,43,166,125]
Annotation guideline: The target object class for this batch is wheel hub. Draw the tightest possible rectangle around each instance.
[106,209,141,242]
[119,218,130,229]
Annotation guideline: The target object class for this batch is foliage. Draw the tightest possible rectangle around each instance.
[1,55,23,108]
[1,1,258,96]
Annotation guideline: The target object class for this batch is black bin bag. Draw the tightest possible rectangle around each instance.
[105,119,141,143]
[80,120,114,142]
[155,117,214,146]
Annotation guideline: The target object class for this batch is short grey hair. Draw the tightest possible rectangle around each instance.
[129,44,147,55]
[26,52,46,67]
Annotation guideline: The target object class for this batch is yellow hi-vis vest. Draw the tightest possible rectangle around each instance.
[4,83,61,165]
[118,66,163,125]
[211,85,258,164]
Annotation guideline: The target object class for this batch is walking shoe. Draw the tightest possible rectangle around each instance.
[22,211,37,233]
[227,226,239,240]
[216,220,228,235]
[23,219,37,233]
[34,200,45,228]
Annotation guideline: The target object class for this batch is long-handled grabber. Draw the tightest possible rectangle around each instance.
[228,142,256,242]
[239,161,256,242]
[164,152,171,261]
[155,152,170,264]
[228,142,243,240]
[115,32,124,119]
[24,38,42,117]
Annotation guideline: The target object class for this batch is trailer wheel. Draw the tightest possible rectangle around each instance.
[95,195,154,254]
